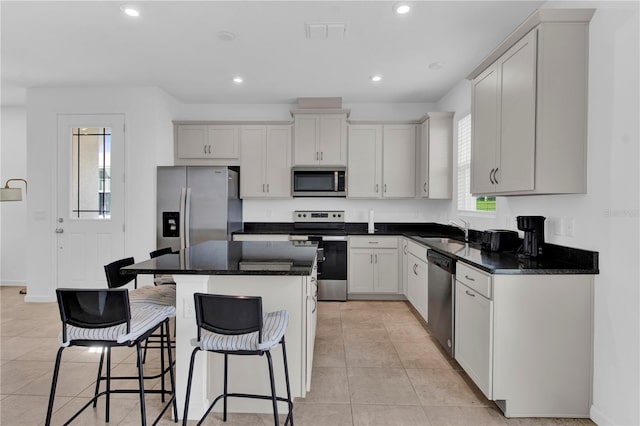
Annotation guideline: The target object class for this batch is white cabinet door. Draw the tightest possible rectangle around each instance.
[240,126,267,197]
[375,249,399,293]
[382,125,416,198]
[207,125,240,159]
[471,65,499,194]
[318,114,347,165]
[455,281,493,399]
[495,30,536,193]
[407,253,428,321]
[348,249,375,293]
[401,238,409,296]
[347,125,382,198]
[264,126,292,197]
[177,125,208,158]
[293,115,318,165]
[419,113,454,199]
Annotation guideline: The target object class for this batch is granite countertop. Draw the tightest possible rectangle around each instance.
[121,240,318,276]
[409,236,599,275]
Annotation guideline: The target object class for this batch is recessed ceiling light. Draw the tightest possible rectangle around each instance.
[217,31,236,42]
[120,4,140,17]
[428,62,444,70]
[370,75,383,82]
[233,77,244,84]
[394,3,411,15]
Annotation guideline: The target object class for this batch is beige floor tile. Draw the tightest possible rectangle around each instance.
[292,402,354,426]
[195,411,276,425]
[348,367,421,406]
[0,359,54,394]
[315,318,343,339]
[344,340,402,368]
[0,394,70,425]
[45,395,142,425]
[300,367,350,404]
[342,322,390,343]
[313,336,347,368]
[380,309,423,323]
[393,340,454,370]
[352,403,431,425]
[341,309,386,325]
[13,361,98,397]
[384,322,431,342]
[424,405,508,425]
[407,368,492,407]
[504,417,596,425]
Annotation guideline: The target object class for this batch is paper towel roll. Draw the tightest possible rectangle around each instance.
[368,210,375,233]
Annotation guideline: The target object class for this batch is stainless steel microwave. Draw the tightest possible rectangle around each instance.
[292,167,346,197]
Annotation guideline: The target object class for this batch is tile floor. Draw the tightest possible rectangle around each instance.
[0,286,595,425]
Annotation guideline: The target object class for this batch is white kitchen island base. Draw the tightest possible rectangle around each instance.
[174,273,316,420]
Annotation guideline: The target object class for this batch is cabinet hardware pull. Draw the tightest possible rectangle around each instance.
[266,183,270,192]
[384,184,387,193]
[204,145,207,154]
[321,151,323,161]
[403,245,408,254]
[489,168,495,184]
[465,290,476,297]
[370,253,373,264]
[375,184,379,193]
[423,182,427,193]
[316,152,319,160]
[262,184,265,192]
[494,167,499,184]
[369,241,379,244]
[413,264,418,275]
[465,275,475,281]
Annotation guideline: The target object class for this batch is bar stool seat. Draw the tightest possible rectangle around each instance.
[183,293,293,426]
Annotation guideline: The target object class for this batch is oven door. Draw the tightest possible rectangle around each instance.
[309,236,347,301]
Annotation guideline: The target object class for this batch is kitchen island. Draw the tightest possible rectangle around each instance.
[122,240,318,421]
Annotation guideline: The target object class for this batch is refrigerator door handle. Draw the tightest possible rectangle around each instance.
[184,187,192,248]
[179,188,187,249]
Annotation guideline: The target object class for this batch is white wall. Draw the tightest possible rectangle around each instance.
[437,3,640,424]
[0,107,27,285]
[25,86,177,301]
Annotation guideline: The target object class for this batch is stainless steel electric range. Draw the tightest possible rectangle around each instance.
[291,210,347,301]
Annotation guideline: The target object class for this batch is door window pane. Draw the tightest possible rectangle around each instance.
[71,127,111,219]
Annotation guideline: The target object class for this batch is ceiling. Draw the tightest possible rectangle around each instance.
[1,1,544,107]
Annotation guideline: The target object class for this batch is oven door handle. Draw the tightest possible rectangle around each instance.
[321,235,347,241]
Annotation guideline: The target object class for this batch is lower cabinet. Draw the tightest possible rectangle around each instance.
[406,252,428,321]
[348,236,399,295]
[454,261,594,418]
[455,279,493,398]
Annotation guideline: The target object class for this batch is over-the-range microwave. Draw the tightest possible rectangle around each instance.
[292,166,346,197]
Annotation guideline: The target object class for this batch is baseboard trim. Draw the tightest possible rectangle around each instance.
[590,404,615,426]
[24,294,56,303]
[347,293,407,301]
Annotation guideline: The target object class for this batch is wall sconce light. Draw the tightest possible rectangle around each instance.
[0,178,28,201]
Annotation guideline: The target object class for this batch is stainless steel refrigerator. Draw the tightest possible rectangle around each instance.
[156,166,242,251]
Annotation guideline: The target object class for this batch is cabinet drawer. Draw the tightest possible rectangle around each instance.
[456,262,492,299]
[406,239,428,261]
[349,236,398,249]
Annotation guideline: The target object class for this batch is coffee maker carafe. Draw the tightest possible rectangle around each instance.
[517,216,545,258]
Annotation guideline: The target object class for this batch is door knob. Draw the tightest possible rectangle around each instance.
[55,228,64,234]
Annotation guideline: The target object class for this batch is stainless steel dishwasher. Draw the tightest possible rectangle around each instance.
[427,250,456,357]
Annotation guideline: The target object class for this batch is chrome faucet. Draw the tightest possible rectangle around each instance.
[449,219,470,242]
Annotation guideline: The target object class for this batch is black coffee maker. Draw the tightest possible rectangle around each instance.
[517,216,545,258]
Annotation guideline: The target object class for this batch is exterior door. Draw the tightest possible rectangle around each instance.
[56,114,125,289]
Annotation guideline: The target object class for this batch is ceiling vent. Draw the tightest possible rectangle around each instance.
[305,23,347,40]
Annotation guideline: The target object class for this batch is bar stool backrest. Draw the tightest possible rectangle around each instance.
[56,288,131,342]
[193,293,263,343]
[104,257,137,289]
[150,247,173,258]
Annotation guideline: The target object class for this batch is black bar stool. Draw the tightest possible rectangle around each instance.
[45,288,177,425]
[182,293,293,426]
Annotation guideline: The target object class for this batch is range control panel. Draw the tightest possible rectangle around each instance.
[293,210,345,223]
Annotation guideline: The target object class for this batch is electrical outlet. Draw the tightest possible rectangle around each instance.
[183,298,195,318]
[554,217,563,236]
[565,218,575,237]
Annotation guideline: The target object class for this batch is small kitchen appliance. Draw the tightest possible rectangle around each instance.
[517,216,546,258]
[481,229,520,252]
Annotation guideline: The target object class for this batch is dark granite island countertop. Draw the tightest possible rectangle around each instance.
[121,240,318,276]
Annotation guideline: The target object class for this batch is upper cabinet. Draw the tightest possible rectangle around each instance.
[175,124,240,165]
[347,123,416,198]
[468,9,594,196]
[240,125,292,198]
[292,110,348,166]
[418,112,454,199]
